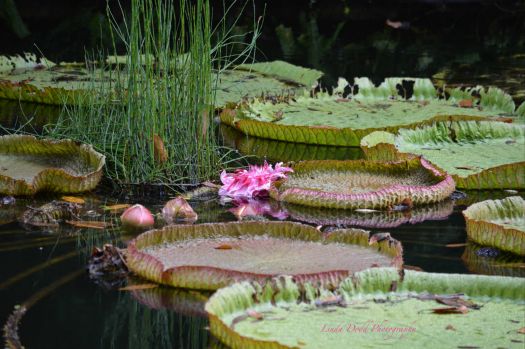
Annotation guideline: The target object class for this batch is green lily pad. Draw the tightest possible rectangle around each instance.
[361,121,525,189]
[206,268,525,349]
[126,221,403,290]
[269,157,455,210]
[0,55,322,106]
[463,196,525,256]
[221,77,521,146]
[282,199,454,229]
[462,242,525,277]
[0,134,105,195]
[220,124,363,162]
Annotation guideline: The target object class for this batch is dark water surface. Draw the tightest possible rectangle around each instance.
[1,1,525,347]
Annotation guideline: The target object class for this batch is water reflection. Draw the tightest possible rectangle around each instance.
[462,242,525,278]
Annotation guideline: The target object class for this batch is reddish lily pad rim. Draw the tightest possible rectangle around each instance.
[126,221,403,291]
[269,157,455,209]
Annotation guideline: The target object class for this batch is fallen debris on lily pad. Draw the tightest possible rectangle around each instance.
[463,196,525,256]
[0,134,105,195]
[269,157,455,210]
[126,221,403,290]
[361,121,525,189]
[206,268,525,349]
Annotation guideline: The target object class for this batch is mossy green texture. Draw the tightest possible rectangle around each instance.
[0,56,322,106]
[361,121,525,189]
[463,196,525,256]
[269,157,455,209]
[221,77,522,146]
[126,221,403,290]
[0,134,105,195]
[206,268,525,349]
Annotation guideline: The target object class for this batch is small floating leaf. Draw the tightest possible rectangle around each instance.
[102,204,131,212]
[61,196,85,204]
[66,220,110,230]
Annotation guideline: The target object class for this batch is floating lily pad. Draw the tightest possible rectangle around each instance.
[0,55,322,106]
[221,77,521,146]
[361,121,525,189]
[130,283,210,317]
[462,242,525,277]
[126,221,403,290]
[0,134,105,195]
[269,157,455,210]
[206,267,525,349]
[463,196,525,256]
[283,199,454,229]
[220,124,363,162]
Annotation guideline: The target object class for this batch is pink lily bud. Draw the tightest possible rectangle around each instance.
[120,204,155,230]
[161,197,198,224]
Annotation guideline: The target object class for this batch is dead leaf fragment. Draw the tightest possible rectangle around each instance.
[66,220,110,229]
[445,324,456,331]
[153,134,168,164]
[432,305,469,314]
[214,243,235,250]
[102,204,131,212]
[518,327,525,334]
[446,243,467,248]
[246,309,264,320]
[61,196,85,204]
[119,283,158,291]
[458,99,473,108]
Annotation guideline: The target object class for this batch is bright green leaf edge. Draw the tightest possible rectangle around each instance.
[463,196,525,256]
[361,121,525,189]
[206,267,525,349]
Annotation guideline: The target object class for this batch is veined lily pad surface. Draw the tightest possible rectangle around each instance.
[463,196,525,256]
[126,221,403,290]
[283,199,454,229]
[0,54,321,106]
[269,157,455,210]
[0,135,105,195]
[221,77,522,146]
[361,121,525,189]
[206,268,525,349]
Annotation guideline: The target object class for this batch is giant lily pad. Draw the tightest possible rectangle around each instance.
[0,54,322,106]
[126,221,403,290]
[0,134,105,195]
[221,77,522,146]
[283,199,454,229]
[361,121,525,189]
[463,196,525,256]
[206,268,525,349]
[462,242,525,278]
[220,124,363,162]
[269,157,455,210]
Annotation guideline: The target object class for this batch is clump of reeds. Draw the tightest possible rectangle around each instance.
[49,0,259,188]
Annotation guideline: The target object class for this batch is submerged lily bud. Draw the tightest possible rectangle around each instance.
[161,197,198,224]
[121,204,155,230]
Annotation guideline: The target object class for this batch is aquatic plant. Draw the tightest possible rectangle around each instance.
[0,134,104,195]
[361,121,525,189]
[463,196,525,256]
[219,161,293,198]
[126,221,403,290]
[269,157,455,210]
[221,77,522,146]
[206,268,525,349]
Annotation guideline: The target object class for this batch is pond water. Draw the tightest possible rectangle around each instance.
[1,1,525,347]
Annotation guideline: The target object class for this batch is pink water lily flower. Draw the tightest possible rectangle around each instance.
[219,161,293,198]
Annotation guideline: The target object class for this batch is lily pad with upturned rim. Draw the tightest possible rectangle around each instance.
[126,221,403,291]
[206,267,525,349]
[463,196,525,256]
[269,157,455,210]
[361,121,525,189]
[221,77,522,147]
[0,135,105,195]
